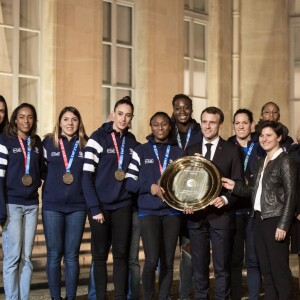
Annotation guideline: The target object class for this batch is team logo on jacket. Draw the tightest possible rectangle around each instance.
[13,148,22,153]
[145,159,154,164]
[51,152,61,157]
[107,148,116,154]
[129,148,133,155]
[34,147,40,153]
[78,151,83,158]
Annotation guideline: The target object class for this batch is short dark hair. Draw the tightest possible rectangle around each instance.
[201,106,224,124]
[257,120,283,137]
[172,94,193,108]
[260,101,280,117]
[149,112,171,126]
[233,108,253,123]
[114,96,134,113]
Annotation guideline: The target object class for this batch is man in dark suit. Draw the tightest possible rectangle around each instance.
[185,107,244,299]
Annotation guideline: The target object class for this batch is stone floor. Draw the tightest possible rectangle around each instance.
[1,253,299,300]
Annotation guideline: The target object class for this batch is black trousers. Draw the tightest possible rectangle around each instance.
[139,214,181,300]
[89,205,132,300]
[254,214,292,300]
[189,221,234,300]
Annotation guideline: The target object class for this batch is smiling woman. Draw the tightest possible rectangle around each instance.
[82,96,139,299]
[42,106,88,300]
[125,111,184,299]
[0,103,43,300]
[222,120,297,300]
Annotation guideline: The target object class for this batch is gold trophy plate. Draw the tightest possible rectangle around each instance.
[159,156,222,211]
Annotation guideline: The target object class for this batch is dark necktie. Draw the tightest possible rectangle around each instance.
[205,143,212,160]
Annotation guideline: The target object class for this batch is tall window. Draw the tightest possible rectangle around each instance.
[289,0,300,135]
[102,0,134,120]
[184,0,208,112]
[0,0,42,109]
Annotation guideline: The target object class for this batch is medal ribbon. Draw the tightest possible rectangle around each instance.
[176,126,192,150]
[152,144,171,174]
[111,132,126,170]
[18,136,31,174]
[59,138,79,173]
[244,142,254,172]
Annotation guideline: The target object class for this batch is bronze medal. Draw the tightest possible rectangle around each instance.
[22,174,33,187]
[115,169,125,181]
[63,172,74,185]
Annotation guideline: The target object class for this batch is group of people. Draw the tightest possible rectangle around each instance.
[0,93,299,300]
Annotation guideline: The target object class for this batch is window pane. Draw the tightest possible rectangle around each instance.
[102,44,111,84]
[102,87,111,120]
[184,21,189,57]
[117,5,132,45]
[193,61,206,97]
[0,74,12,105]
[295,63,300,98]
[20,0,40,29]
[193,0,206,13]
[290,0,300,14]
[103,1,111,42]
[294,26,300,61]
[19,30,39,75]
[0,27,13,73]
[117,47,131,86]
[19,77,38,105]
[116,89,131,101]
[184,0,190,9]
[194,23,205,59]
[184,59,190,95]
[0,0,13,25]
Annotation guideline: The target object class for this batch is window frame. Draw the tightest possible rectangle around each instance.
[102,0,135,120]
[184,6,208,110]
[0,0,42,109]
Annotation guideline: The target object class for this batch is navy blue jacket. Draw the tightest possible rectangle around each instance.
[0,134,43,224]
[125,135,184,216]
[171,118,203,150]
[42,135,87,213]
[82,121,139,216]
[227,133,265,210]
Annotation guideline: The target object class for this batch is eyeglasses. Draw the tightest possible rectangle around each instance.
[263,111,279,116]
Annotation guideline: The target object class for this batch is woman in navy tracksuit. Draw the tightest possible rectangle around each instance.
[126,112,184,300]
[82,96,139,299]
[0,103,43,300]
[42,106,87,300]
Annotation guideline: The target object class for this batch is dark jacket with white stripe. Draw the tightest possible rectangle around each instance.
[125,135,184,216]
[0,133,43,224]
[82,121,139,216]
[42,135,87,213]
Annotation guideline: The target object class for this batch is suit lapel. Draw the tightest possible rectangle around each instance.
[211,138,223,165]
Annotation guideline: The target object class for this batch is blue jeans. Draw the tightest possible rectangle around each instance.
[2,204,38,300]
[127,210,140,300]
[42,210,87,300]
[231,214,261,300]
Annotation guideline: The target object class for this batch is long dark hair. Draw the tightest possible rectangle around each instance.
[6,103,38,147]
[0,95,9,133]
